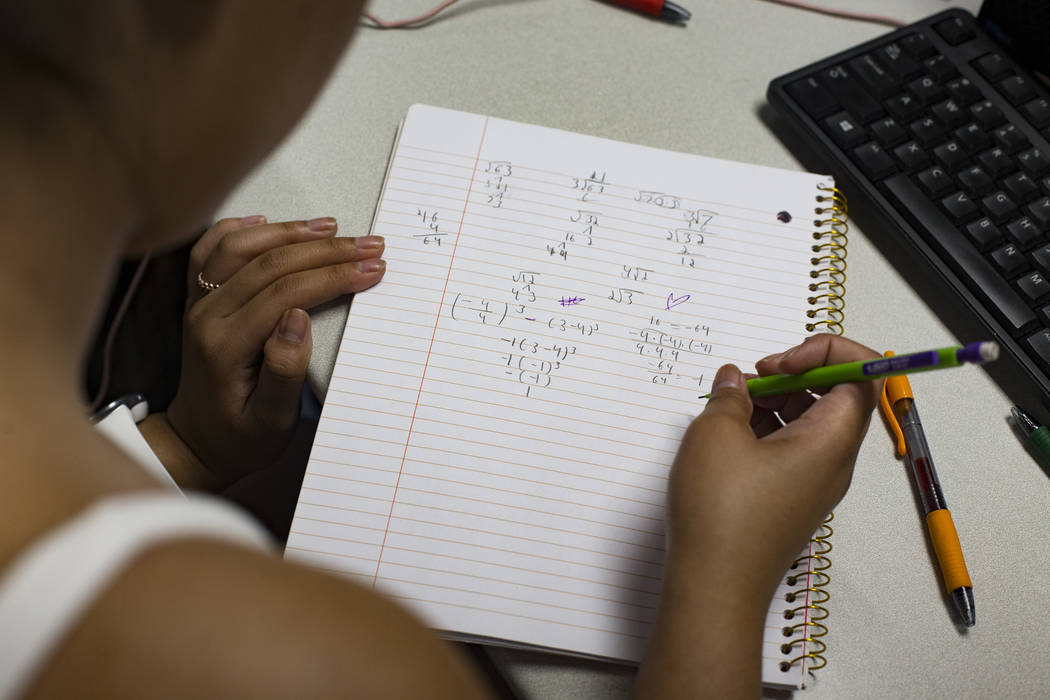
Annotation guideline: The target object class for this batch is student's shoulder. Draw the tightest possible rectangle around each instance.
[28,536,489,699]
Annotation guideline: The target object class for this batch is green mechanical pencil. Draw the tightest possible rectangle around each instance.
[700,341,999,399]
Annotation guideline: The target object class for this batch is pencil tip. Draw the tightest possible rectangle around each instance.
[952,587,976,628]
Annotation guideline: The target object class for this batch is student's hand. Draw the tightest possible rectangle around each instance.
[634,334,880,699]
[669,333,880,600]
[154,216,386,490]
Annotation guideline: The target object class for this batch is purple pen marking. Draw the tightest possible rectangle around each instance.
[776,210,792,223]
[666,293,690,310]
[558,296,585,307]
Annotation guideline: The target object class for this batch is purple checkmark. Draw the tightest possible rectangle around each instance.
[666,292,690,310]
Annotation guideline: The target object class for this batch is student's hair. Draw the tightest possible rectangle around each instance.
[0,1,218,131]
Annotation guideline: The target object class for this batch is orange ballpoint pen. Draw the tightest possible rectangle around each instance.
[880,351,975,627]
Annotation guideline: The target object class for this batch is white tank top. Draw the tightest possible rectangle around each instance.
[0,492,271,698]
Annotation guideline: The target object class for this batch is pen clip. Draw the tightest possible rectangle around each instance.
[878,351,907,457]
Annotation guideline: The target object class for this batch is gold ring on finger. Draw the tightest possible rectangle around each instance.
[196,271,221,292]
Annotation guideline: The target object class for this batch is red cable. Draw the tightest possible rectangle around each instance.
[362,0,461,28]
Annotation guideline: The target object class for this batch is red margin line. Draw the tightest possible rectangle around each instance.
[371,116,490,589]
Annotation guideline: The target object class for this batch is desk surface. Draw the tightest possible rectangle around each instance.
[220,1,1050,697]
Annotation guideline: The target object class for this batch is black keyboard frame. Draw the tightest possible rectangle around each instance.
[768,8,1050,425]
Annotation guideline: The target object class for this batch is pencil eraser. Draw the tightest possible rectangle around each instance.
[957,341,999,364]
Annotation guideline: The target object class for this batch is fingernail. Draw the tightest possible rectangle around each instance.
[307,217,337,232]
[711,364,743,393]
[357,235,385,249]
[278,308,308,344]
[241,215,266,226]
[356,259,385,273]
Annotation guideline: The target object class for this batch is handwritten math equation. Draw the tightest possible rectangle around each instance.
[449,273,599,397]
[500,336,577,397]
[670,208,717,268]
[548,208,600,261]
[630,316,713,387]
[484,160,511,208]
[414,208,446,246]
[404,157,736,401]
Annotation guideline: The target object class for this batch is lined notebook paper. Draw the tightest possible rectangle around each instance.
[285,104,843,689]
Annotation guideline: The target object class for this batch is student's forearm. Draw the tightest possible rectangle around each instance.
[633,554,769,699]
[138,412,223,492]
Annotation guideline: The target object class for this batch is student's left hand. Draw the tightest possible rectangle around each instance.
[142,216,386,490]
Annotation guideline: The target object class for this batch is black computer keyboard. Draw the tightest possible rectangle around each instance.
[768,8,1050,423]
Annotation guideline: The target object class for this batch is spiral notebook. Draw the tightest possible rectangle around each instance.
[285,104,847,689]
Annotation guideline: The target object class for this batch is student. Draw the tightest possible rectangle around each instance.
[0,1,879,697]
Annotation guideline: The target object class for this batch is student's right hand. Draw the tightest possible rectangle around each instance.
[667,333,880,603]
[634,334,880,699]
[147,216,386,490]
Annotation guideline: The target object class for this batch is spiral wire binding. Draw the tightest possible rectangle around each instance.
[777,513,835,676]
[777,511,835,678]
[767,184,847,681]
[773,184,847,679]
[806,183,848,334]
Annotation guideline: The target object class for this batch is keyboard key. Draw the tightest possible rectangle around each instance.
[1031,243,1050,273]
[999,75,1037,106]
[887,93,923,122]
[870,116,907,147]
[1023,98,1050,129]
[901,32,936,58]
[991,243,1028,276]
[923,54,957,81]
[934,16,975,45]
[1018,148,1050,178]
[965,217,1002,249]
[916,166,952,197]
[787,77,838,119]
[978,147,1014,177]
[875,42,921,80]
[894,140,930,170]
[1026,196,1050,228]
[1026,329,1050,366]
[933,141,968,171]
[1003,172,1040,203]
[849,55,897,99]
[823,111,866,148]
[819,65,882,123]
[945,77,981,106]
[954,123,991,153]
[909,116,944,147]
[931,99,968,128]
[883,174,1037,332]
[957,165,993,196]
[941,191,979,222]
[973,53,1010,82]
[851,142,897,178]
[1018,271,1050,303]
[1006,217,1042,248]
[970,100,1005,130]
[993,124,1029,153]
[980,191,1018,224]
[908,75,945,105]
